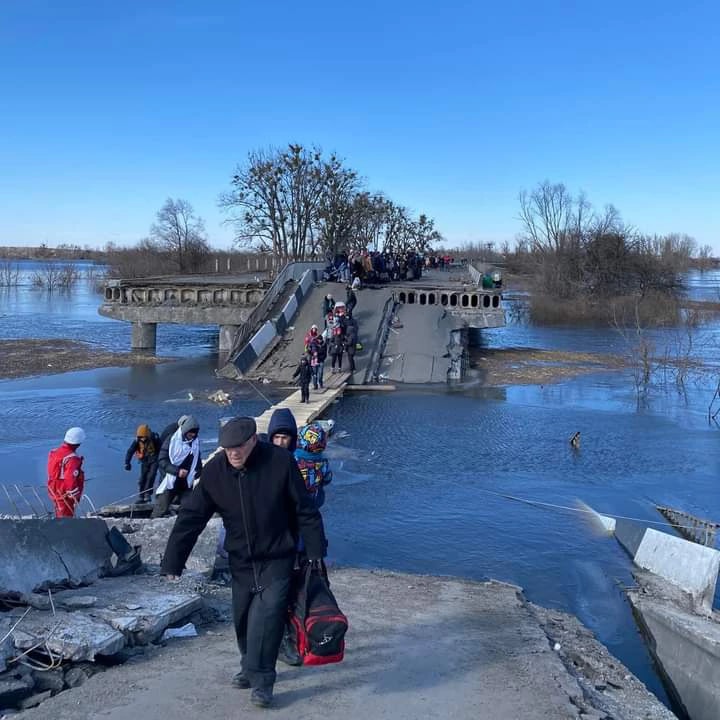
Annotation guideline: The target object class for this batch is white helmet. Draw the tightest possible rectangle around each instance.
[64,427,86,445]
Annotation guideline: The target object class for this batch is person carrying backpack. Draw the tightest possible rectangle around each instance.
[47,427,86,518]
[124,424,161,503]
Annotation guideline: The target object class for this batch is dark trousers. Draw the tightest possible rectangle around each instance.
[232,575,291,690]
[300,383,310,402]
[152,483,190,517]
[331,351,343,370]
[138,461,158,503]
[346,350,356,372]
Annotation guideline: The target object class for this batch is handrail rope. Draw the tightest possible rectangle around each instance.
[477,486,719,533]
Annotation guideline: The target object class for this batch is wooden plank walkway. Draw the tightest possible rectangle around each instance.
[255,371,351,434]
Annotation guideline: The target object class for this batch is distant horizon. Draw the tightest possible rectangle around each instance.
[2,2,718,252]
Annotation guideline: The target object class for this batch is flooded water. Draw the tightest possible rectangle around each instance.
[3,261,720,707]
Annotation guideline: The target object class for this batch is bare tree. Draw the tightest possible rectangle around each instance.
[150,198,209,273]
[221,145,326,261]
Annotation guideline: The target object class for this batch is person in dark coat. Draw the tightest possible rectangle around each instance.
[153,415,202,517]
[344,321,358,373]
[322,293,335,319]
[308,334,327,389]
[267,408,298,451]
[292,356,312,403]
[124,424,161,503]
[161,417,327,709]
[329,331,344,373]
[345,286,357,318]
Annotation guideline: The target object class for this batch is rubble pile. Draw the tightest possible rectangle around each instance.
[0,518,221,713]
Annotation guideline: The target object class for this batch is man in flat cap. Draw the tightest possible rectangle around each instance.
[161,416,327,709]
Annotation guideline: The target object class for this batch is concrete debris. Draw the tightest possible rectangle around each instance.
[103,517,223,577]
[4,575,202,666]
[207,390,231,405]
[11,611,126,662]
[0,519,114,597]
[58,596,97,611]
[160,623,197,641]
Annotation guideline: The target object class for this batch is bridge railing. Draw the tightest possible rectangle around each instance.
[226,261,325,360]
[468,263,483,286]
[364,293,398,384]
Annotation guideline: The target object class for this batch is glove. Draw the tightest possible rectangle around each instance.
[124,464,131,471]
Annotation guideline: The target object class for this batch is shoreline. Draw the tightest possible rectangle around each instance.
[0,339,168,380]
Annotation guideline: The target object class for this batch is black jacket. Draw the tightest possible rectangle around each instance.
[124,433,160,467]
[293,360,313,385]
[158,432,203,481]
[160,441,326,576]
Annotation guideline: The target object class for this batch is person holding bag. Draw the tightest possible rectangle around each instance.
[161,417,326,709]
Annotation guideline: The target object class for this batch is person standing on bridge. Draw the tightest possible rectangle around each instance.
[345,285,357,318]
[344,319,358,374]
[329,326,344,373]
[47,427,86,517]
[292,356,312,403]
[309,333,327,390]
[161,416,327,708]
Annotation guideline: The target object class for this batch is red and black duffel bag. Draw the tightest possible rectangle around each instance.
[287,563,348,665]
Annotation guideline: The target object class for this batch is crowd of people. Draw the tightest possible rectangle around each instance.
[293,285,360,400]
[323,250,465,286]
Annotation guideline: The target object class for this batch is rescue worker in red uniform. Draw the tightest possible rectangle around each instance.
[47,427,86,517]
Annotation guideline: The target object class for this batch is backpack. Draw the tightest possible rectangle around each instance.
[287,564,348,665]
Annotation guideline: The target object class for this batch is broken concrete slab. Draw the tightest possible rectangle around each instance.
[583,508,720,613]
[0,519,113,596]
[629,593,720,720]
[103,517,223,577]
[80,577,203,644]
[10,610,126,662]
[614,520,720,612]
[4,575,203,664]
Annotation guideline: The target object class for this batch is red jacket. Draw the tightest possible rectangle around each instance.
[47,443,85,512]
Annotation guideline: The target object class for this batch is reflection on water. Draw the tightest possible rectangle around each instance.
[4,264,720,708]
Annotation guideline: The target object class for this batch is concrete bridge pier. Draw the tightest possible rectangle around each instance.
[218,324,240,353]
[131,322,157,351]
[447,327,469,382]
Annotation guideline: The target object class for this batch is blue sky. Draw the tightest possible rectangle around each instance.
[1,1,718,251]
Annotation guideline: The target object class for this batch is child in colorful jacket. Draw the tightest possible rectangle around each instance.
[294,422,333,509]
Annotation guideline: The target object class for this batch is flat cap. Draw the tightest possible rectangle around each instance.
[219,417,257,448]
